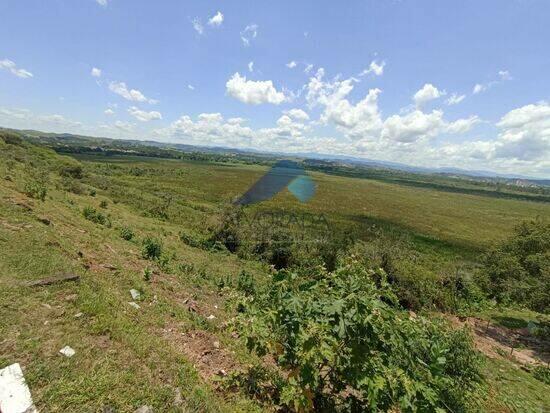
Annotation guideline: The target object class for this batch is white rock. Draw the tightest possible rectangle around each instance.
[134,406,154,413]
[0,363,38,413]
[59,346,75,357]
[130,289,141,300]
[128,301,141,310]
[74,312,83,318]
[207,314,216,320]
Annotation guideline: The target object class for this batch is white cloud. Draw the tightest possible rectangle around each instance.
[109,81,157,104]
[382,110,445,143]
[187,84,195,90]
[208,11,224,27]
[248,61,254,72]
[499,70,512,81]
[360,60,385,76]
[0,59,33,78]
[284,108,310,122]
[128,106,162,122]
[91,67,102,77]
[114,120,134,132]
[473,83,486,94]
[446,93,466,106]
[192,18,204,35]
[413,83,445,106]
[304,64,314,74]
[240,24,258,46]
[473,70,512,95]
[286,61,297,69]
[226,72,286,105]
[445,115,480,134]
[104,108,115,116]
[96,0,108,6]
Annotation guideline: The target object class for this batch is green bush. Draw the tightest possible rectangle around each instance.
[0,130,23,145]
[99,200,108,209]
[236,270,255,295]
[142,237,162,260]
[59,164,83,179]
[237,259,484,412]
[82,206,110,226]
[479,219,549,313]
[533,365,550,385]
[24,180,47,201]
[120,227,134,241]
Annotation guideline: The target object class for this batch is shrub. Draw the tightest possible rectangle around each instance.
[236,270,255,295]
[24,180,47,201]
[120,227,134,241]
[82,206,110,226]
[142,237,162,260]
[237,259,484,412]
[99,200,108,209]
[59,165,83,179]
[0,131,23,145]
[479,219,549,313]
[533,365,550,385]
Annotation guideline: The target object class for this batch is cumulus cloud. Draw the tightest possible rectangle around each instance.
[96,0,108,6]
[208,11,224,26]
[413,83,445,106]
[91,67,102,77]
[286,61,297,69]
[445,115,480,134]
[284,108,310,122]
[109,81,157,104]
[0,59,33,78]
[240,24,258,46]
[188,84,195,90]
[226,72,286,105]
[104,108,115,115]
[128,106,162,122]
[360,60,385,76]
[248,61,254,72]
[446,93,466,106]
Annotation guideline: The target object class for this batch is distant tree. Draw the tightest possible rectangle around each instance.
[479,219,549,313]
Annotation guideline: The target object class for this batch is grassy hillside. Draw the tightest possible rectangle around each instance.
[1,136,548,412]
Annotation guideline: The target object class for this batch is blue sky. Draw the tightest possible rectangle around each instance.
[1,0,549,177]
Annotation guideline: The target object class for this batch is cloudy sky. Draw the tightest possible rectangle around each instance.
[1,0,549,177]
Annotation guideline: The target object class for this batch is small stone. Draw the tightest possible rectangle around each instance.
[134,405,154,413]
[231,331,239,339]
[128,301,141,310]
[173,387,183,407]
[65,294,78,302]
[102,406,116,413]
[130,289,141,300]
[207,314,216,320]
[59,346,75,357]
[74,312,84,318]
[213,341,220,349]
[217,369,227,377]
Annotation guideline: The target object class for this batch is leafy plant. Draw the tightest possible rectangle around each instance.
[142,237,162,260]
[532,365,550,385]
[236,270,255,296]
[237,259,484,412]
[24,180,47,201]
[120,227,134,241]
[82,206,111,226]
[99,200,108,209]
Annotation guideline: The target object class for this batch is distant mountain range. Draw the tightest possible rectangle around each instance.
[4,126,550,186]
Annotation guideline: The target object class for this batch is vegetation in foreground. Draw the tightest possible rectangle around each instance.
[0,130,548,412]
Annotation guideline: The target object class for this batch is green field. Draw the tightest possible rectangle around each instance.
[1,137,549,412]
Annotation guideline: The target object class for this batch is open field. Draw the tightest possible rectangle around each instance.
[1,138,549,412]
